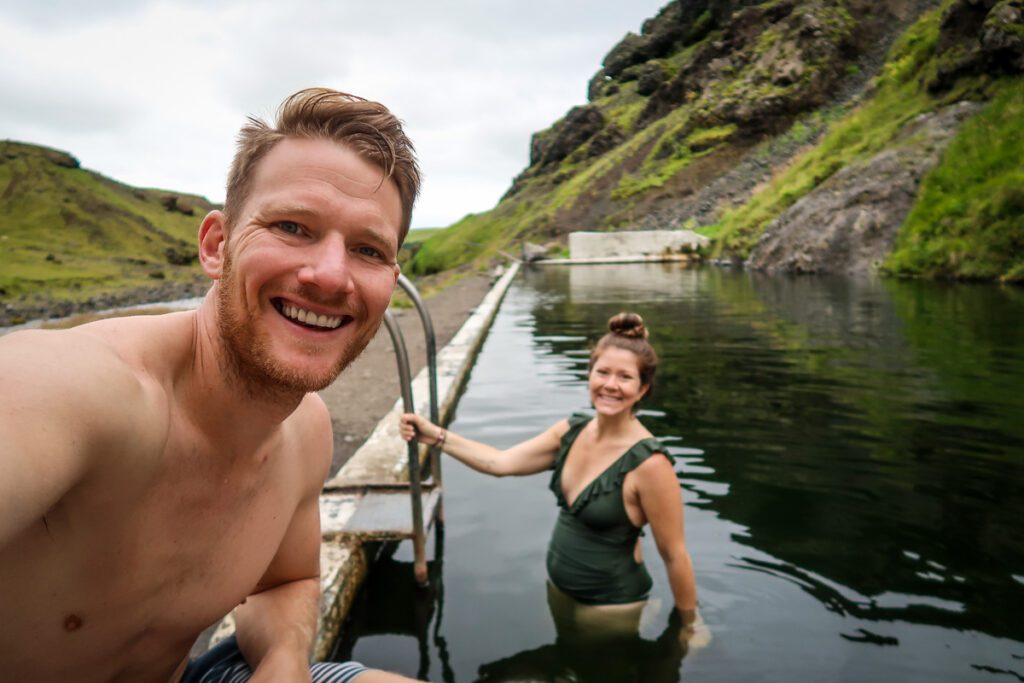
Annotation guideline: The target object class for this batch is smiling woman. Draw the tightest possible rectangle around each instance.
[399,311,705,648]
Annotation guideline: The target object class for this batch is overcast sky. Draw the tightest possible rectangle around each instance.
[0,0,668,229]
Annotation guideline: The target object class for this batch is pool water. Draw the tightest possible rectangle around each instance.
[334,264,1024,682]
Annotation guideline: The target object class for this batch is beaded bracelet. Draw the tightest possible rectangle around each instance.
[434,429,447,449]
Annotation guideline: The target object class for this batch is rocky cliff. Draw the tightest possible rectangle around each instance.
[411,0,1024,281]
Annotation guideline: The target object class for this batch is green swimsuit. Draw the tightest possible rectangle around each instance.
[546,413,672,605]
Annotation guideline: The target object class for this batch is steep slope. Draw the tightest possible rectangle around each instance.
[410,0,1023,282]
[0,140,217,323]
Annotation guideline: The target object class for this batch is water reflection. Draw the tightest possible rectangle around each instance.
[333,538,456,683]
[338,541,695,683]
[520,264,1024,643]
[476,605,688,683]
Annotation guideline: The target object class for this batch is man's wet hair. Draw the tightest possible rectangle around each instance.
[225,87,421,240]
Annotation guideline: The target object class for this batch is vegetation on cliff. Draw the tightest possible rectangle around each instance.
[884,77,1024,280]
[410,0,1024,282]
[0,140,215,321]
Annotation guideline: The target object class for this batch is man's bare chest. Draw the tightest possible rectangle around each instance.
[0,436,302,676]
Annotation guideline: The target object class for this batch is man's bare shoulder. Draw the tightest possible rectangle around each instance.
[1,326,144,407]
[0,321,185,544]
[0,314,194,459]
[73,310,197,369]
[283,393,334,490]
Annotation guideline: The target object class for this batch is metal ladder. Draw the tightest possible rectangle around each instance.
[380,274,443,585]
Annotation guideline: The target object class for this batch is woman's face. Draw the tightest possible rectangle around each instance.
[589,346,648,417]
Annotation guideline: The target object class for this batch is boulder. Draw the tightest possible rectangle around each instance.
[521,241,548,262]
[929,0,1024,91]
[162,195,195,216]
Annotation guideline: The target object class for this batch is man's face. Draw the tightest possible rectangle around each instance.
[214,137,402,395]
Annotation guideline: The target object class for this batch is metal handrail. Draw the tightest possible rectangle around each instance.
[381,310,428,585]
[396,275,443,505]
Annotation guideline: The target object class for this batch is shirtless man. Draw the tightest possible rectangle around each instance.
[0,88,422,682]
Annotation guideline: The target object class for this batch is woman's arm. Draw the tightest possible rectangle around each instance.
[632,455,698,616]
[400,414,566,477]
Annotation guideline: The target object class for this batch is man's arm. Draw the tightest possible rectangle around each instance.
[234,497,322,681]
[0,330,146,546]
[235,396,425,682]
[234,396,331,682]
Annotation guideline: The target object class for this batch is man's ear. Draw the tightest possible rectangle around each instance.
[198,210,228,280]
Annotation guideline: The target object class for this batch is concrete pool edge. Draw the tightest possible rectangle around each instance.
[530,254,700,266]
[204,262,522,659]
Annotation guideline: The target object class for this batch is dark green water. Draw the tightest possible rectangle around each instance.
[335,264,1024,682]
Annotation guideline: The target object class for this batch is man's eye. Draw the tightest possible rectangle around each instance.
[276,221,302,235]
[356,245,384,259]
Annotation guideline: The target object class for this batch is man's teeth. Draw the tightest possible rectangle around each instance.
[282,304,343,329]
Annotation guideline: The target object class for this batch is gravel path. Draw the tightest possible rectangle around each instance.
[319,273,494,477]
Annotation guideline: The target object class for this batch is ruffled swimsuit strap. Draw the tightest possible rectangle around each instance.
[549,413,593,508]
[565,436,669,515]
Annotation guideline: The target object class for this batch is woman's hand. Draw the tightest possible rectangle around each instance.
[399,413,441,445]
[677,608,712,651]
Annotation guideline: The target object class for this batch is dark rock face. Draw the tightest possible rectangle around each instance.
[588,0,767,100]
[929,0,1024,91]
[585,123,626,159]
[42,148,80,169]
[636,63,668,95]
[746,102,983,274]
[529,105,606,168]
[506,105,609,198]
[639,0,856,134]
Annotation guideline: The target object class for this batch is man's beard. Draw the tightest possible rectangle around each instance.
[215,254,381,399]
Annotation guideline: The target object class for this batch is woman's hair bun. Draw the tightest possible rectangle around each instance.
[608,312,648,339]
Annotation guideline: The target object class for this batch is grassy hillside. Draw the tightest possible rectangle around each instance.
[410,0,1024,282]
[713,0,1024,281]
[884,76,1024,280]
[0,140,216,318]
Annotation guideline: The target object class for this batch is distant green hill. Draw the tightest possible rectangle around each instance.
[410,0,1024,282]
[0,140,217,322]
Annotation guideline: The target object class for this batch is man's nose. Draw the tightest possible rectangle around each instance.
[297,234,355,294]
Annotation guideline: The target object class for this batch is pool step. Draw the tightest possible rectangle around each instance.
[321,486,442,542]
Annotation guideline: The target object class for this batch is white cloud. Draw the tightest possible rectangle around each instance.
[0,0,667,227]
